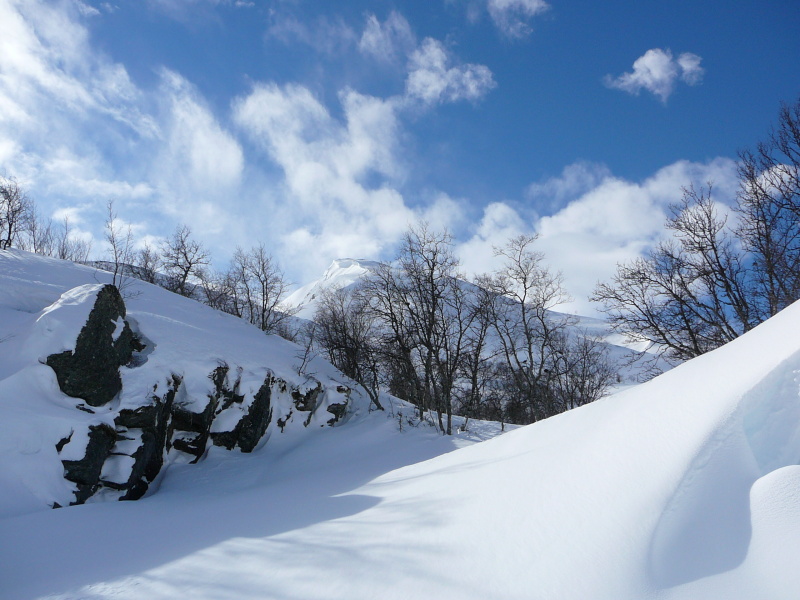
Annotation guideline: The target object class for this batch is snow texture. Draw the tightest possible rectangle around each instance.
[1,250,800,599]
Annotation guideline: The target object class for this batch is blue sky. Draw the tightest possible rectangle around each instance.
[1,0,798,313]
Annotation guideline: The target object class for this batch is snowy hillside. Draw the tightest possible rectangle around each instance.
[2,251,800,598]
[287,257,668,384]
[0,250,371,516]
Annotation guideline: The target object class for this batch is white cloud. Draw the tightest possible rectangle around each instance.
[604,48,705,103]
[153,70,244,232]
[359,11,416,63]
[677,52,704,85]
[266,13,357,55]
[487,0,550,39]
[458,158,739,315]
[456,201,527,276]
[148,0,253,22]
[232,83,427,278]
[405,38,496,106]
[75,1,100,17]
[0,0,157,217]
[526,162,612,214]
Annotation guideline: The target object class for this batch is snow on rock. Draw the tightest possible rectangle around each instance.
[0,249,367,514]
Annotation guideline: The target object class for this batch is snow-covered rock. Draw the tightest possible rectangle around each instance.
[0,250,366,513]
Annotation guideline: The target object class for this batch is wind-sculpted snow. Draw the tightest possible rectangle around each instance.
[1,250,799,599]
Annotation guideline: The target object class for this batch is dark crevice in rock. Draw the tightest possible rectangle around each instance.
[62,423,117,505]
[211,373,274,452]
[55,431,73,453]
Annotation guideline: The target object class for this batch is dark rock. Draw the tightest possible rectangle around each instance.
[292,383,322,412]
[171,367,235,462]
[326,402,347,426]
[211,373,274,452]
[55,431,73,453]
[115,375,181,500]
[46,285,139,407]
[62,423,117,504]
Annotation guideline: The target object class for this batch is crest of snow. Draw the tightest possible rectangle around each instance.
[285,258,380,320]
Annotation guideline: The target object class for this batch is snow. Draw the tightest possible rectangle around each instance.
[0,249,370,515]
[2,249,800,599]
[285,257,381,320]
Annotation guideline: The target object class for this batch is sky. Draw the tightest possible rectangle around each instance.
[1,0,798,314]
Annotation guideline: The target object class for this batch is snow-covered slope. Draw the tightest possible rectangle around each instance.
[0,250,369,516]
[2,251,799,599]
[285,257,381,320]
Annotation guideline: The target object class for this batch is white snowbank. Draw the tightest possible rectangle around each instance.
[1,249,799,599]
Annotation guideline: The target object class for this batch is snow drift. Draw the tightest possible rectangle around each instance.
[1,250,799,599]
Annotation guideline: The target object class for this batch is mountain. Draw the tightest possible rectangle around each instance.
[286,257,669,385]
[285,258,382,320]
[2,250,799,599]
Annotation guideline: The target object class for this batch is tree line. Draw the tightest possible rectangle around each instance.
[592,96,800,368]
[312,225,616,434]
[0,185,617,432]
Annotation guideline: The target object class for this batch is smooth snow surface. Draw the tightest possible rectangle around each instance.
[2,251,800,599]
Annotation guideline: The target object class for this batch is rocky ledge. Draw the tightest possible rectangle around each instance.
[45,284,352,506]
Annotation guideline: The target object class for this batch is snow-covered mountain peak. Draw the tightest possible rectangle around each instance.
[286,258,380,320]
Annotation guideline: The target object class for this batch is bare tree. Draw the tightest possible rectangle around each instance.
[221,244,294,334]
[314,286,383,411]
[359,223,470,434]
[455,280,497,430]
[484,235,577,422]
[22,207,55,256]
[736,96,800,316]
[550,330,617,411]
[104,200,135,291]
[593,186,754,364]
[55,216,92,263]
[133,243,160,284]
[593,98,800,366]
[160,225,210,297]
[0,177,32,250]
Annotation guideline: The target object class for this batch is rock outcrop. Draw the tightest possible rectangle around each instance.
[46,285,142,407]
[45,284,353,506]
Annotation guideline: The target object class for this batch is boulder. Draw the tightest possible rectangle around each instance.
[46,285,142,407]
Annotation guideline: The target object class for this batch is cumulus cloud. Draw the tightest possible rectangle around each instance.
[526,162,612,214]
[486,0,550,38]
[604,48,705,103]
[458,158,739,315]
[232,83,435,277]
[405,38,496,106]
[359,11,416,63]
[456,201,527,276]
